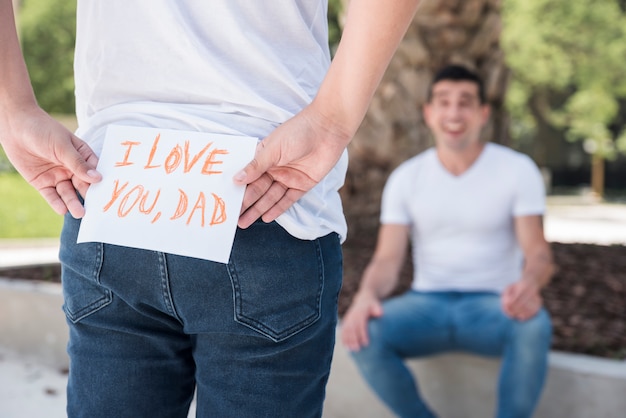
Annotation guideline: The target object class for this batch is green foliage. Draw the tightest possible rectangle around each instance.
[18,0,76,114]
[502,0,626,158]
[0,146,15,173]
[0,173,63,238]
[328,0,344,53]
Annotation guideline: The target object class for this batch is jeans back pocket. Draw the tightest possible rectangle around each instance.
[228,222,324,342]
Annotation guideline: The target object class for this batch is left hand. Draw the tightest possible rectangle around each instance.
[501,279,543,321]
[234,104,350,228]
[0,105,101,218]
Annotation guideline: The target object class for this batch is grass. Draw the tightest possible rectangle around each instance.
[0,172,64,238]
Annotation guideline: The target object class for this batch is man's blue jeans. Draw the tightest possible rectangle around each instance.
[349,291,552,418]
[59,214,343,418]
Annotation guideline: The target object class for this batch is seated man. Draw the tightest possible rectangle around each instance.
[340,64,555,418]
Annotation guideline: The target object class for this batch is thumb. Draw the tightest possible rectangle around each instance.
[233,140,274,186]
[65,135,102,183]
[370,301,384,318]
[501,285,515,304]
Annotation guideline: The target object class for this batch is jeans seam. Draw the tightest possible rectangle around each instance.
[93,242,104,282]
[158,252,183,324]
[314,237,325,322]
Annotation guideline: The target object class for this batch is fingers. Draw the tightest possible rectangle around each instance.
[238,173,274,228]
[502,285,543,321]
[235,142,282,228]
[36,135,99,218]
[260,188,305,223]
[237,173,307,229]
[238,185,305,228]
[509,299,542,321]
[72,175,90,200]
[57,179,86,218]
[38,179,87,218]
[342,313,372,352]
[238,178,287,228]
[68,135,101,184]
[38,186,69,216]
[340,301,384,352]
[47,133,100,218]
[340,317,369,352]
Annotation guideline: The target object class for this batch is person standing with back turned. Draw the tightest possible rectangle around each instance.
[0,1,422,417]
[341,64,554,418]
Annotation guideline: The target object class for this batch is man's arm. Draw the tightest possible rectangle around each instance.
[501,215,555,320]
[0,0,35,110]
[0,0,100,218]
[341,224,411,351]
[235,0,422,228]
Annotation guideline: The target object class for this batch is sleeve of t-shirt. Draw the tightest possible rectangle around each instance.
[380,164,413,225]
[513,155,546,217]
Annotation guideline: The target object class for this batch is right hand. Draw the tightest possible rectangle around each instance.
[234,103,350,228]
[340,291,384,352]
[0,105,101,218]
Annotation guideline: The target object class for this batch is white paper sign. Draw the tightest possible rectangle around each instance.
[77,125,257,263]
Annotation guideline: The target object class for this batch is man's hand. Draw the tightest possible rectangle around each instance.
[234,104,349,228]
[340,291,384,352]
[501,279,543,321]
[0,106,101,218]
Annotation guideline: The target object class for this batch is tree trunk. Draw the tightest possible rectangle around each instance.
[339,0,510,238]
[591,154,605,199]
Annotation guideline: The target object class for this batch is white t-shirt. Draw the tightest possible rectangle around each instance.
[73,0,348,242]
[381,143,545,293]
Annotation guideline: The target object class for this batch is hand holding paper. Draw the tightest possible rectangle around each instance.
[234,104,350,228]
[0,106,101,218]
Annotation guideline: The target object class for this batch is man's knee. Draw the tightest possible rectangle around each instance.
[517,308,552,342]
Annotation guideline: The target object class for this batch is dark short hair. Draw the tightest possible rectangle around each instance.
[427,65,486,104]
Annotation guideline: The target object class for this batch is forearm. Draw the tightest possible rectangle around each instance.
[311,0,421,141]
[521,244,555,289]
[357,258,403,301]
[0,0,37,118]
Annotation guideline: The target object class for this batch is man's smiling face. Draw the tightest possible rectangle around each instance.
[423,80,490,152]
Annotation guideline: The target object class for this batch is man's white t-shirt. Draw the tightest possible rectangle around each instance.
[73,0,348,242]
[381,143,546,293]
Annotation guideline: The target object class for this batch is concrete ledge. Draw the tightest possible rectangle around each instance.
[0,277,68,369]
[324,330,626,418]
[0,239,60,269]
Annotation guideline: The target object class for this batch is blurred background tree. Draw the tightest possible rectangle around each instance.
[503,0,626,199]
[18,0,76,115]
[328,0,343,52]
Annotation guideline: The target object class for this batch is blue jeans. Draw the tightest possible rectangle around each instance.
[350,291,552,418]
[59,214,342,418]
